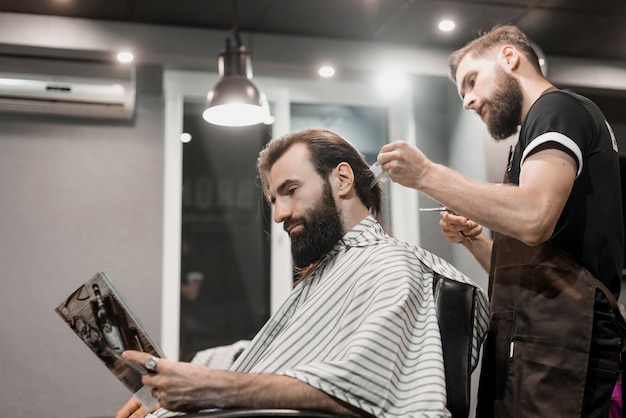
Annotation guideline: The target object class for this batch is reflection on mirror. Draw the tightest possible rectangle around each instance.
[180,99,272,361]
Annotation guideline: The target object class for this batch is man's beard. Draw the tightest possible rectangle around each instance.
[486,66,524,141]
[286,181,344,269]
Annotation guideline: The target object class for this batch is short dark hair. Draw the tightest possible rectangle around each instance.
[257,127,382,217]
[448,24,542,82]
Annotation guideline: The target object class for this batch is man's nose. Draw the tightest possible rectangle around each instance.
[273,199,291,224]
[463,93,475,110]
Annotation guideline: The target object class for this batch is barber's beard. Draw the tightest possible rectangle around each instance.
[286,181,344,269]
[486,66,524,141]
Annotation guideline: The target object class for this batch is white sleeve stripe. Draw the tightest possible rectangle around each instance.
[520,131,583,177]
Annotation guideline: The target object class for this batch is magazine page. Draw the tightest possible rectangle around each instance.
[55,270,165,408]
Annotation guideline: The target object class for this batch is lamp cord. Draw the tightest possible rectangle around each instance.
[232,0,242,47]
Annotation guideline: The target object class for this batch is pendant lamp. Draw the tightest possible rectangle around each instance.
[203,28,270,127]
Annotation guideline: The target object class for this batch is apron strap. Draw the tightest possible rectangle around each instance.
[592,277,626,355]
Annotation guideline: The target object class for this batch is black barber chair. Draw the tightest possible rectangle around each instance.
[185,274,480,418]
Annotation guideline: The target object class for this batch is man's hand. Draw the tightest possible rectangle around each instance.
[377,141,432,190]
[439,211,482,244]
[440,211,493,273]
[121,350,219,413]
[115,395,158,418]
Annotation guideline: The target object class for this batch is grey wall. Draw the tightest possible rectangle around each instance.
[0,66,165,418]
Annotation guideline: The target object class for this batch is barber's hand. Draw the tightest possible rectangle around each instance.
[115,395,158,418]
[377,141,432,190]
[121,350,219,413]
[440,211,482,244]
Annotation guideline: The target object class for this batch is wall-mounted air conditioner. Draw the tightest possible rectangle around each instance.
[0,56,136,120]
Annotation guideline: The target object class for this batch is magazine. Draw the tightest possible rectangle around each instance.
[55,270,165,408]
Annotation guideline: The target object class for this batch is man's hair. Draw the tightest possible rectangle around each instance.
[448,24,542,82]
[257,127,382,217]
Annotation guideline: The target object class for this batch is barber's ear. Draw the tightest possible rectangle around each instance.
[334,162,355,198]
[501,45,520,71]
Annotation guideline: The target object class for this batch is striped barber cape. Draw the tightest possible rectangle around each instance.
[232,215,489,418]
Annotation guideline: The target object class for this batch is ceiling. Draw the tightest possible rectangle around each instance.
[0,0,625,62]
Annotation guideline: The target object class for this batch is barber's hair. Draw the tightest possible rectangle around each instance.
[448,24,542,81]
[257,127,382,217]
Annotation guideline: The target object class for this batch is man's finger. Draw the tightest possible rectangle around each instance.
[122,350,151,365]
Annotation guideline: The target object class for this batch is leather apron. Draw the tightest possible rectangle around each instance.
[476,232,598,417]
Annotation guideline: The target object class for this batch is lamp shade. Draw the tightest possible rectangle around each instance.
[203,43,270,127]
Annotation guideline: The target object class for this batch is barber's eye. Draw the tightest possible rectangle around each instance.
[288,187,297,195]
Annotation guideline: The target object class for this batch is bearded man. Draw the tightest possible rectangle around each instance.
[377,25,624,418]
[117,128,488,418]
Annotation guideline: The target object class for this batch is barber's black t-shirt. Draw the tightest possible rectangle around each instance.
[507,90,623,344]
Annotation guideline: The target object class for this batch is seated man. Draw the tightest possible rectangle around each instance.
[117,128,489,418]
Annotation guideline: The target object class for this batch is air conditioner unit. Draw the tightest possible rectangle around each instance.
[0,56,136,120]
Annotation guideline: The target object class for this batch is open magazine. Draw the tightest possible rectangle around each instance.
[55,270,165,408]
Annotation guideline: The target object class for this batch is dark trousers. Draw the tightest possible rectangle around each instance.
[582,307,623,418]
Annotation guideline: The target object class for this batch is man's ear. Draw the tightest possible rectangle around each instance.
[500,45,521,71]
[335,162,355,198]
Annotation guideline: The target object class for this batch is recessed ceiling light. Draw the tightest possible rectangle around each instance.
[117,51,134,63]
[180,133,192,143]
[438,20,456,32]
[318,66,335,78]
